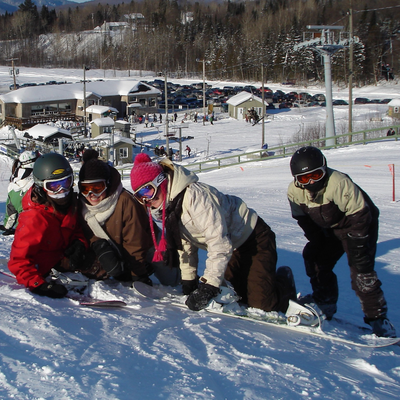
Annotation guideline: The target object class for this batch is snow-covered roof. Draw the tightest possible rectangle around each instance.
[113,136,135,146]
[86,105,118,114]
[388,99,400,107]
[24,124,72,141]
[0,81,161,104]
[226,91,269,106]
[90,117,115,127]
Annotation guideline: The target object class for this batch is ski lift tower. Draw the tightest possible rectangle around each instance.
[295,25,345,146]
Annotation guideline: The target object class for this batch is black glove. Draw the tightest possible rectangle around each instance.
[346,233,374,272]
[185,283,220,311]
[31,282,68,298]
[181,278,199,295]
[132,274,153,286]
[92,239,124,278]
[2,228,15,236]
[65,239,86,269]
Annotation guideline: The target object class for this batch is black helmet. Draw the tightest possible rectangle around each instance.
[33,153,73,187]
[290,146,327,192]
[290,146,326,176]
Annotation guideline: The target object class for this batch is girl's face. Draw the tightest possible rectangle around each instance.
[86,191,107,206]
[147,187,164,209]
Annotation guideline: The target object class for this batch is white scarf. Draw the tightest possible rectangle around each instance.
[81,183,123,243]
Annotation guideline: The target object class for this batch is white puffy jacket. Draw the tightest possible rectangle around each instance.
[160,158,258,288]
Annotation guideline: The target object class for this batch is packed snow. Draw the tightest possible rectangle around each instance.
[1,67,400,399]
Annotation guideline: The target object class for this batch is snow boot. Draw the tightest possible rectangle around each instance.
[285,300,324,327]
[298,293,337,320]
[275,266,297,312]
[366,317,397,338]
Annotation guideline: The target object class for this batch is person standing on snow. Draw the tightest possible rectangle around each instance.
[0,150,39,236]
[8,153,88,299]
[78,155,180,286]
[287,146,396,337]
[130,153,297,313]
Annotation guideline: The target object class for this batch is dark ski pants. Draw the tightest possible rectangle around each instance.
[303,222,388,320]
[224,217,289,313]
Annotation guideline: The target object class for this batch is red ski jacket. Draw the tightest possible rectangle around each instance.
[8,187,87,290]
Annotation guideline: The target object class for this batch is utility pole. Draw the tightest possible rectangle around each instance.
[164,72,169,154]
[83,64,89,137]
[196,59,207,120]
[261,63,265,147]
[7,58,19,90]
[348,3,354,138]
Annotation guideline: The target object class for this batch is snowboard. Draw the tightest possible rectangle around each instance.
[131,281,400,349]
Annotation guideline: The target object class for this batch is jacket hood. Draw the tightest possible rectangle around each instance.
[160,158,198,201]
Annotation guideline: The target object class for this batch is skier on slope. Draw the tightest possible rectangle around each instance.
[130,153,297,313]
[287,146,396,337]
[78,154,180,286]
[0,150,39,236]
[8,153,88,298]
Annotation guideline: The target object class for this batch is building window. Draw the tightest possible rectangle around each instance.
[119,147,128,158]
[394,107,399,114]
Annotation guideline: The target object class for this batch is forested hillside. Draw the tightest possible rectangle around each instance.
[0,0,399,85]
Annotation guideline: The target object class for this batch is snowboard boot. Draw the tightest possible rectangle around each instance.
[298,294,337,321]
[365,317,397,338]
[275,266,297,313]
[285,300,323,327]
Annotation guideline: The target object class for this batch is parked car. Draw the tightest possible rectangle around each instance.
[279,102,293,109]
[368,99,381,104]
[332,99,349,105]
[311,94,325,102]
[9,84,20,90]
[380,99,392,104]
[354,97,370,104]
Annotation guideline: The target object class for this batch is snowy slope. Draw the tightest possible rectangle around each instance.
[0,68,400,399]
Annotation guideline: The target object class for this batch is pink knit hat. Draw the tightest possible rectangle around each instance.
[131,153,168,262]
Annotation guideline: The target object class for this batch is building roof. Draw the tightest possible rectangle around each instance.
[24,123,72,142]
[226,91,269,106]
[388,99,400,107]
[90,117,115,127]
[0,80,161,105]
[86,105,119,114]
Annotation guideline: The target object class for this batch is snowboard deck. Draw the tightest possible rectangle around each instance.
[131,281,400,348]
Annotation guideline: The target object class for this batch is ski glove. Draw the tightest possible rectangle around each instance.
[346,233,374,273]
[185,283,220,311]
[65,239,86,270]
[181,278,199,295]
[92,239,124,278]
[31,282,68,298]
[132,274,153,286]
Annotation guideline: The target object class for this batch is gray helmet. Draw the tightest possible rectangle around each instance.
[33,153,73,187]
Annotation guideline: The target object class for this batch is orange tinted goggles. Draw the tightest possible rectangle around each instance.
[295,168,326,185]
[80,180,107,197]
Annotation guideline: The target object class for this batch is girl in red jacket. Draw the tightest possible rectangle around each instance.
[8,153,87,298]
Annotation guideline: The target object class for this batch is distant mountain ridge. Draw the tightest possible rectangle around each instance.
[0,0,85,14]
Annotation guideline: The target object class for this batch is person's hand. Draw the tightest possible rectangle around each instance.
[185,283,220,311]
[92,239,124,277]
[31,282,68,298]
[65,240,86,269]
